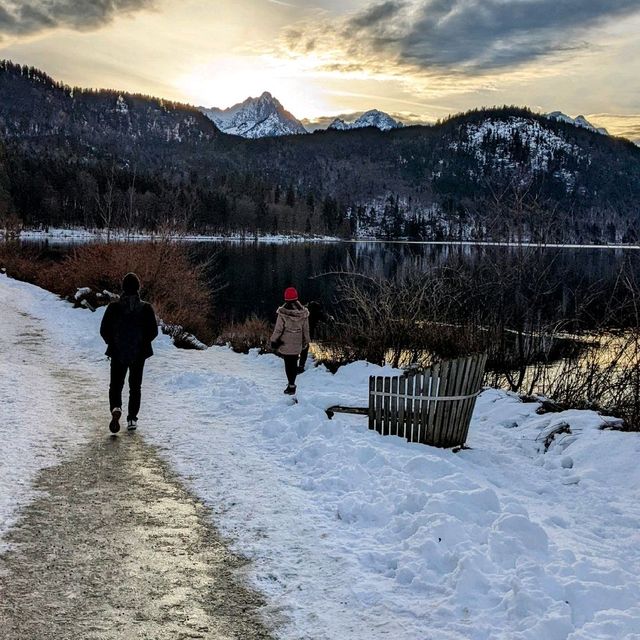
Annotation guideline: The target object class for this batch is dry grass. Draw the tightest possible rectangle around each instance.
[0,241,213,343]
[216,315,272,353]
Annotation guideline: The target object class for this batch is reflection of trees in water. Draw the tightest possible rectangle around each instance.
[184,242,640,332]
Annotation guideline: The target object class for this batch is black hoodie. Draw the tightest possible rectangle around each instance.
[100,293,158,364]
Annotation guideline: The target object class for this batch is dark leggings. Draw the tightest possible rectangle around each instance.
[299,346,309,370]
[109,358,145,420]
[283,355,299,386]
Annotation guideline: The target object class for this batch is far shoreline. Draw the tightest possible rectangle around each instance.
[4,227,640,250]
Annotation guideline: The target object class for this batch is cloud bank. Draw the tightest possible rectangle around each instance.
[284,0,640,74]
[0,0,155,37]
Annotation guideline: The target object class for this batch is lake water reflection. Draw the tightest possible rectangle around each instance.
[187,241,640,326]
[20,237,640,328]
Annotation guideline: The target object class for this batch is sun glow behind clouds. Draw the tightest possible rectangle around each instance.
[176,55,333,116]
[1,0,639,133]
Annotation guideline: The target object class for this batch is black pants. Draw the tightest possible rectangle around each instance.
[109,358,145,420]
[283,355,299,386]
[298,346,309,370]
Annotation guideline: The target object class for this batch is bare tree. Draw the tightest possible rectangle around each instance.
[95,164,117,241]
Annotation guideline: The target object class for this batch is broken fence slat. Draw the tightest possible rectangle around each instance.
[326,406,370,420]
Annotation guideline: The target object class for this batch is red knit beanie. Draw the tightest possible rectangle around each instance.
[284,287,298,302]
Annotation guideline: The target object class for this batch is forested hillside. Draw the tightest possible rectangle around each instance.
[1,61,639,242]
[0,140,11,225]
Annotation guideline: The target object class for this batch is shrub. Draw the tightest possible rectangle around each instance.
[0,240,214,344]
[217,315,272,353]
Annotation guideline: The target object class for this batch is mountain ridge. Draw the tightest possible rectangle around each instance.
[201,92,307,138]
[1,61,639,244]
[200,94,405,138]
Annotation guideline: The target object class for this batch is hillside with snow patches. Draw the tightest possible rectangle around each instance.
[448,117,585,192]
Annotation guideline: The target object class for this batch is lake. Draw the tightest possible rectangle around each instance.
[18,236,640,329]
[184,240,640,327]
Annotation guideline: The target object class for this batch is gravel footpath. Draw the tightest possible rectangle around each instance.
[0,429,275,639]
[0,301,275,640]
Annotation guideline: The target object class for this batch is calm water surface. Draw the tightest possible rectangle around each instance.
[22,238,640,327]
[188,241,640,325]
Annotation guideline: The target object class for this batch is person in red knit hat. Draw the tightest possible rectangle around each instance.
[270,286,310,395]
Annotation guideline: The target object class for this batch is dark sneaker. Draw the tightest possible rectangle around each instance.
[127,418,138,431]
[284,384,297,395]
[109,407,122,434]
[297,366,305,374]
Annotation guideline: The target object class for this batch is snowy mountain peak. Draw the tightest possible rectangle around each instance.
[201,93,307,139]
[327,117,350,131]
[328,110,403,132]
[546,111,608,136]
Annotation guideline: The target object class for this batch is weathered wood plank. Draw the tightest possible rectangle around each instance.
[425,364,439,444]
[375,376,383,434]
[390,376,399,436]
[444,356,469,446]
[441,358,460,446]
[458,354,486,445]
[460,353,487,444]
[326,406,370,419]
[453,356,477,446]
[411,373,423,443]
[398,375,406,439]
[405,374,415,441]
[368,376,375,430]
[430,360,450,445]
[419,368,431,443]
[383,376,391,436]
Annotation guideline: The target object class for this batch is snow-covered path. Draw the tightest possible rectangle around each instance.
[0,278,273,639]
[2,273,640,639]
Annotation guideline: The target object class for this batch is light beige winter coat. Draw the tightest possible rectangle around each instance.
[270,304,310,356]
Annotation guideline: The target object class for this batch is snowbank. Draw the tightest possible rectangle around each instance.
[1,273,640,639]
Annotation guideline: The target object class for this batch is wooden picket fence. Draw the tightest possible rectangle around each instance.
[327,353,487,448]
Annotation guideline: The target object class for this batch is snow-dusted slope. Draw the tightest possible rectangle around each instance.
[546,111,609,136]
[328,109,403,132]
[201,92,307,138]
[451,117,584,186]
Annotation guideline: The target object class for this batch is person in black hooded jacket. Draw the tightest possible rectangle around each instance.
[100,272,158,433]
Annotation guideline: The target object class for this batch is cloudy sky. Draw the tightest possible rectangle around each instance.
[1,0,639,140]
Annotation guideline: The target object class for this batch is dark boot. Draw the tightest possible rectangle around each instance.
[109,407,122,433]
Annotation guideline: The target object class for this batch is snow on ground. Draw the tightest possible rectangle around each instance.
[8,228,640,250]
[2,273,640,639]
[0,278,91,551]
[10,227,340,245]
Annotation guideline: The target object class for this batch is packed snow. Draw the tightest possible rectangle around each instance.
[2,273,640,639]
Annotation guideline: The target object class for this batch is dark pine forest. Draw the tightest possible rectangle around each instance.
[1,61,639,243]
